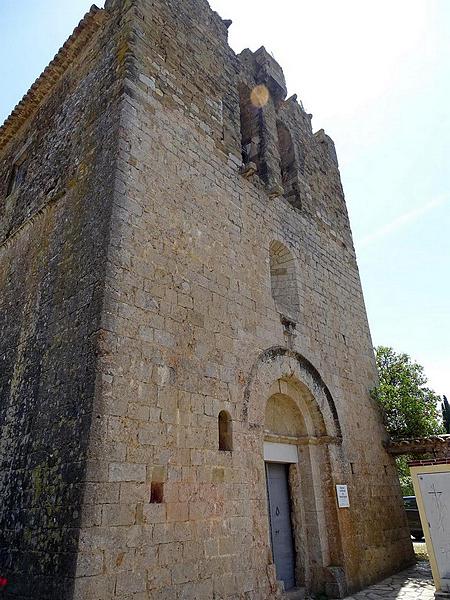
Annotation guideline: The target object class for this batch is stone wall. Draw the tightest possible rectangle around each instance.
[0,8,123,599]
[74,0,414,598]
[0,0,415,598]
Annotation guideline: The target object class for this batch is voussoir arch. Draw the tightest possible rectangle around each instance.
[243,346,342,440]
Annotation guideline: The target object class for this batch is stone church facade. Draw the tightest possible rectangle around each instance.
[0,0,414,598]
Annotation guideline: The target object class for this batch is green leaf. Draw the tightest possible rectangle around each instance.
[370,346,444,439]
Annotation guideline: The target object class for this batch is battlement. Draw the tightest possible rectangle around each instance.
[251,46,288,100]
[235,45,342,222]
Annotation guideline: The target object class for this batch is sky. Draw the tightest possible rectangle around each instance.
[0,0,449,397]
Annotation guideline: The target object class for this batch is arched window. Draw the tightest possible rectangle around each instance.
[269,240,300,323]
[277,121,301,208]
[218,411,233,451]
[6,161,27,197]
[239,84,261,172]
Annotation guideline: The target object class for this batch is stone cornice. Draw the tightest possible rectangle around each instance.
[0,5,106,153]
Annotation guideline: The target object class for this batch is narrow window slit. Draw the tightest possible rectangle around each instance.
[218,411,233,452]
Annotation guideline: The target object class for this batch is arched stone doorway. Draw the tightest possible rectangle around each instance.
[244,348,347,597]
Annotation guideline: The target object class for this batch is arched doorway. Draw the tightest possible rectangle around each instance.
[244,348,347,597]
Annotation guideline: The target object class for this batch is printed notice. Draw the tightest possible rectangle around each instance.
[336,484,350,508]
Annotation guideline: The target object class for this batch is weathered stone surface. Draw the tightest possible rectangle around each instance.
[0,0,415,598]
[0,5,125,598]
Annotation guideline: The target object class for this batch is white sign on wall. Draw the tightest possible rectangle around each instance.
[336,484,350,508]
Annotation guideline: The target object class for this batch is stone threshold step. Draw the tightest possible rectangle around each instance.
[284,588,306,600]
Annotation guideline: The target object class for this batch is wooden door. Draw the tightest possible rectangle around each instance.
[266,462,296,591]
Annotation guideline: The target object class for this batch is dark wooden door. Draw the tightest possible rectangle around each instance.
[266,462,296,590]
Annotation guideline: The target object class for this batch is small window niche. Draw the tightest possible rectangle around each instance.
[218,411,233,452]
[150,481,164,504]
[269,240,300,323]
[277,121,301,209]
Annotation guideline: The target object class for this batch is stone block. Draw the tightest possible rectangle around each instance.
[115,570,147,595]
[109,463,147,483]
[166,502,189,522]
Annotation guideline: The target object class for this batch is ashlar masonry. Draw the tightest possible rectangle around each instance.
[0,1,414,598]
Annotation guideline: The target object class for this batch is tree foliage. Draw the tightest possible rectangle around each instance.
[396,456,414,496]
[371,346,443,439]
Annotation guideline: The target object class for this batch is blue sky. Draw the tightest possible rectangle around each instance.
[1,0,448,396]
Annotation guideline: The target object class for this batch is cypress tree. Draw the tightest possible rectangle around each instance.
[442,395,450,434]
